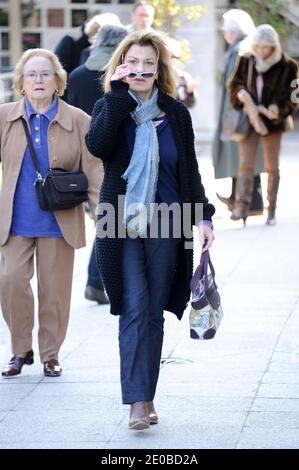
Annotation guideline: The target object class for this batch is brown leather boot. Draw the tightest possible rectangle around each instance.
[266,171,280,226]
[129,401,150,430]
[216,177,236,212]
[249,175,264,216]
[148,401,158,425]
[231,174,254,225]
[216,193,235,212]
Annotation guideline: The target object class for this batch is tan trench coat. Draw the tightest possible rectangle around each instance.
[0,97,103,248]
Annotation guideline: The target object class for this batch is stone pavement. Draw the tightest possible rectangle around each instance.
[0,130,299,449]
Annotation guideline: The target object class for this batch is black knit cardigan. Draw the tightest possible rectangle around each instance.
[86,81,215,319]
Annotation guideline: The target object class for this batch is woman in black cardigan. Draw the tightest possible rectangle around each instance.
[86,31,215,430]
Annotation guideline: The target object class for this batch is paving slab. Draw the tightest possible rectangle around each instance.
[0,130,299,449]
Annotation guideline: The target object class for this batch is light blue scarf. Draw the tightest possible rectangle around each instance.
[122,86,161,235]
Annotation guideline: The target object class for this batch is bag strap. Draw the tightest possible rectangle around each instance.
[21,117,84,174]
[190,251,217,294]
[247,57,254,93]
[21,118,43,182]
[203,251,217,290]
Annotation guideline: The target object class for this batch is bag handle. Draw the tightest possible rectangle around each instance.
[21,118,43,182]
[190,251,217,294]
[247,57,254,93]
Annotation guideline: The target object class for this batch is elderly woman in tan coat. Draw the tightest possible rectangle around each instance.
[0,49,102,377]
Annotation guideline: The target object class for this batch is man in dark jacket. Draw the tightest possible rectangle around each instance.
[55,24,90,75]
[68,24,127,115]
[55,24,90,102]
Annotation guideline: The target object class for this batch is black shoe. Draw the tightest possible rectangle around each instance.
[2,350,34,377]
[44,359,62,377]
[85,285,109,304]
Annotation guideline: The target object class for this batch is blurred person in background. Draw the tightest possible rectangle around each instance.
[80,13,123,65]
[68,24,127,115]
[126,2,155,33]
[68,24,128,305]
[213,9,264,217]
[165,36,199,109]
[55,24,89,76]
[229,24,299,225]
[55,13,121,100]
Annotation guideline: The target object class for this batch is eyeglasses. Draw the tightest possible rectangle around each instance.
[23,72,55,81]
[127,71,156,78]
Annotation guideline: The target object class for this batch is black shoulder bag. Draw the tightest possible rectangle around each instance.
[221,56,254,142]
[21,118,89,211]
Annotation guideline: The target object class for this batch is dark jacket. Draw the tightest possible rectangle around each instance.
[229,52,299,133]
[86,80,215,319]
[55,27,90,102]
[68,66,104,116]
[55,30,90,75]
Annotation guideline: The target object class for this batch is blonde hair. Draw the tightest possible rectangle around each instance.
[103,31,177,97]
[84,13,122,38]
[14,48,67,96]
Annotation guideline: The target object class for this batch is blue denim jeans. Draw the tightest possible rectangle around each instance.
[119,224,181,404]
[87,241,104,291]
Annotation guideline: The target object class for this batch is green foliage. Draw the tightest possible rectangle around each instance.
[148,0,207,35]
[147,1,207,64]
[235,0,294,39]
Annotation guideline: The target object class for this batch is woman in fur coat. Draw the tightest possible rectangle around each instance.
[229,24,298,225]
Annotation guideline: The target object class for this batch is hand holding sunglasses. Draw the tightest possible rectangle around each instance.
[111,64,132,81]
[127,71,155,78]
[111,64,156,82]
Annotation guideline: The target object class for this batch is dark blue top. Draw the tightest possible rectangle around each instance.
[125,114,181,204]
[10,97,63,237]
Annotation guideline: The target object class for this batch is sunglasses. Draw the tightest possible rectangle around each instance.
[121,53,158,79]
[127,71,156,78]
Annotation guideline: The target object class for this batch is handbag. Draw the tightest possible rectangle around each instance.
[21,118,88,211]
[222,108,250,142]
[221,57,254,142]
[177,75,196,108]
[189,251,223,340]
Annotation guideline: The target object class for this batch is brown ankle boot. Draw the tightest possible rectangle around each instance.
[129,401,150,430]
[249,175,264,216]
[231,174,254,225]
[148,401,158,425]
[231,201,249,223]
[216,177,236,212]
[266,172,280,226]
[216,193,235,212]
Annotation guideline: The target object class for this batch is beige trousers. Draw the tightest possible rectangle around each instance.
[0,236,74,363]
